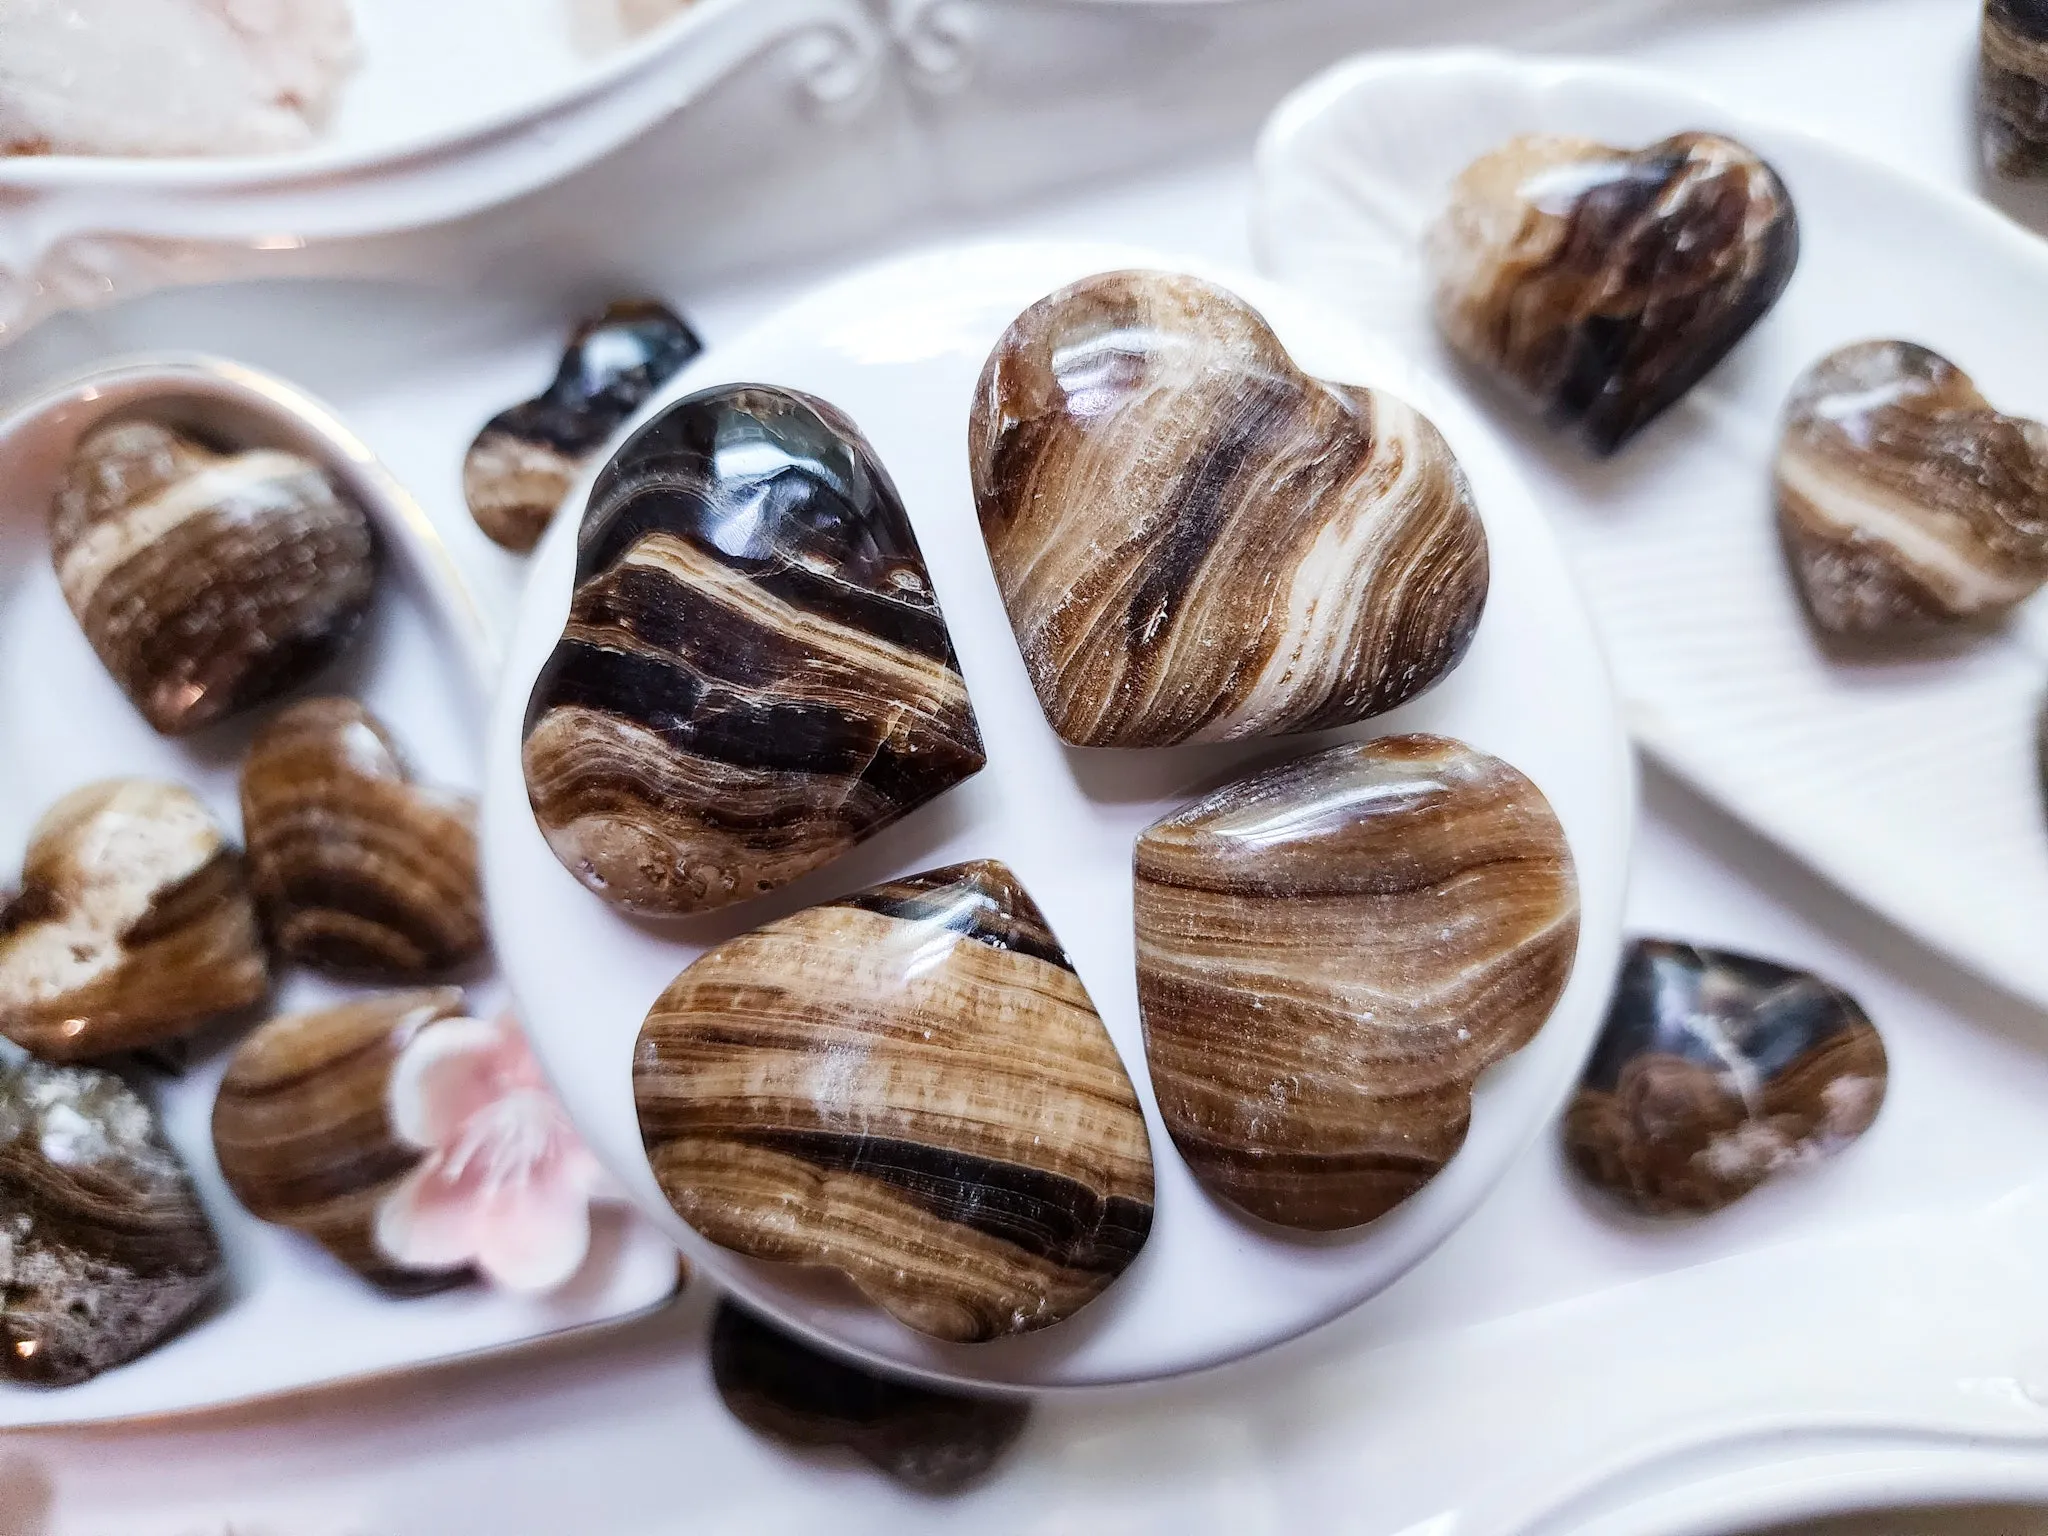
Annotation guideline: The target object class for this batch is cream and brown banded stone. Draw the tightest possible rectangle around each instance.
[1427,131,1798,455]
[634,861,1152,1344]
[971,269,1488,748]
[49,418,377,736]
[1775,340,2048,635]
[1135,735,1579,1231]
[0,779,268,1063]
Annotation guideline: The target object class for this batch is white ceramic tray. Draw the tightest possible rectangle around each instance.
[1253,48,2048,1014]
[0,355,682,1429]
[481,239,1635,1390]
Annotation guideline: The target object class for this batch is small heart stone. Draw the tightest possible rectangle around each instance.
[970,269,1489,749]
[1564,940,1887,1216]
[1427,132,1799,455]
[241,697,485,981]
[1775,340,2048,635]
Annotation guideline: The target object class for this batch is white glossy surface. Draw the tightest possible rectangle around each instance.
[1253,49,2048,1014]
[0,357,681,1428]
[483,240,1634,1389]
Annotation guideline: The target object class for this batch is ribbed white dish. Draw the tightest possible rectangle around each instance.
[1254,48,2048,1011]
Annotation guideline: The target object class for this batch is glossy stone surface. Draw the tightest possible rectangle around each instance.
[0,1059,224,1386]
[635,860,1152,1343]
[710,1301,1030,1492]
[1565,940,1887,1216]
[1776,341,2048,635]
[241,697,485,980]
[49,418,378,736]
[464,301,704,552]
[212,988,471,1293]
[1983,0,2048,178]
[1136,735,1579,1231]
[971,270,1489,748]
[1427,132,1799,455]
[523,385,986,917]
[0,780,269,1063]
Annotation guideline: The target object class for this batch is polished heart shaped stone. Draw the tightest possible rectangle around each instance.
[1775,341,2048,635]
[1563,940,1887,1216]
[0,779,269,1063]
[710,1301,1030,1493]
[50,418,378,736]
[634,860,1153,1343]
[970,269,1489,749]
[1,1059,225,1385]
[1136,735,1579,1231]
[464,300,703,553]
[1427,132,1799,455]
[241,697,485,981]
[1982,0,2048,178]
[523,385,986,917]
[212,988,472,1294]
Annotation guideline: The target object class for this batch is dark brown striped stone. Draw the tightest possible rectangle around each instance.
[1136,735,1579,1231]
[971,269,1488,748]
[634,861,1152,1343]
[240,698,486,981]
[463,301,703,553]
[523,385,985,917]
[710,1301,1030,1492]
[1775,340,2048,635]
[1564,940,1887,1216]
[49,418,377,736]
[1426,132,1798,454]
[1983,0,2048,177]
[211,989,471,1294]
[0,1059,224,1386]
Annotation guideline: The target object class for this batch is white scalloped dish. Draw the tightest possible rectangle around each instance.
[0,356,682,1429]
[1252,48,2048,1013]
[481,239,1634,1391]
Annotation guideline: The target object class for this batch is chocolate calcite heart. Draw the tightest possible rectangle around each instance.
[523,385,986,917]
[1775,340,2048,635]
[463,300,703,553]
[1,1059,225,1386]
[49,418,378,736]
[634,860,1153,1343]
[0,779,269,1063]
[710,1301,1030,1492]
[1563,941,1887,1216]
[1136,735,1579,1231]
[241,697,485,981]
[212,988,472,1294]
[1982,0,2048,178]
[970,270,1488,749]
[1427,132,1798,455]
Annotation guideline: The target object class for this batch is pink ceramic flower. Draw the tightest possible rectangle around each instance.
[374,1013,613,1294]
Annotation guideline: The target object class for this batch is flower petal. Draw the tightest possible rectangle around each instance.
[387,1016,512,1150]
[472,1173,594,1293]
[374,1160,484,1274]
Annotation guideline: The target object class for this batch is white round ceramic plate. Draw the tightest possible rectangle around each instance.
[0,356,682,1429]
[1252,47,2048,1013]
[483,239,1634,1390]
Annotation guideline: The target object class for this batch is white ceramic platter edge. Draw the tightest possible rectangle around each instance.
[1253,47,2048,1016]
[483,238,1635,1391]
[0,355,682,1429]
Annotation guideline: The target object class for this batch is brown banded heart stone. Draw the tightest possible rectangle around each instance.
[1427,131,1798,455]
[241,698,485,981]
[1775,340,2048,635]
[970,269,1489,749]
[1135,734,1579,1231]
[633,860,1152,1344]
